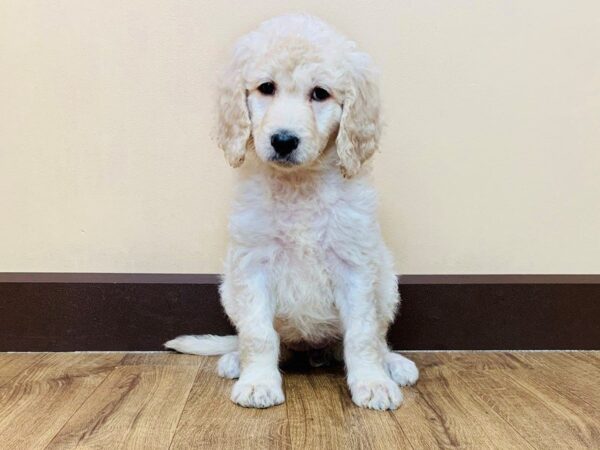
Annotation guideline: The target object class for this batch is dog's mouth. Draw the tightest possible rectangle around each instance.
[268,155,301,168]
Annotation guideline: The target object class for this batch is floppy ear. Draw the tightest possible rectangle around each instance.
[216,58,252,168]
[336,53,382,178]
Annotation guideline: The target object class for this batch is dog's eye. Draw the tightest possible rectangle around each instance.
[257,82,276,96]
[311,87,330,101]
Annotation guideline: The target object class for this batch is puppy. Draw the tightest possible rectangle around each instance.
[166,14,418,410]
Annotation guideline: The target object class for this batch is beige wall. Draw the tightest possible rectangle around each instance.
[1,1,599,274]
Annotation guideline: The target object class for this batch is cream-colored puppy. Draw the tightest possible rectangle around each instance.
[166,14,418,410]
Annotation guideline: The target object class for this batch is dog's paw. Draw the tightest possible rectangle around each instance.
[217,352,241,379]
[348,374,403,410]
[385,352,419,386]
[231,375,284,408]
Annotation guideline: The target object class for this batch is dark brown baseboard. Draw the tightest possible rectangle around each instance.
[0,274,599,351]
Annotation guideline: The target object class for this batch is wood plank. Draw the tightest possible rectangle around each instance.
[537,351,600,374]
[0,353,123,449]
[505,353,600,428]
[453,357,599,448]
[511,352,600,394]
[0,352,597,449]
[572,351,600,365]
[285,370,346,450]
[392,353,534,449]
[119,352,201,367]
[171,357,290,450]
[441,352,600,427]
[508,370,600,436]
[285,367,413,450]
[46,353,199,449]
[414,351,534,372]
[0,353,45,387]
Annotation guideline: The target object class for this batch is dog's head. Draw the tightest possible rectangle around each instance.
[216,15,381,177]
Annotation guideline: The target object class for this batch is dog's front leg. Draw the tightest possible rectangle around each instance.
[228,274,283,409]
[335,272,403,410]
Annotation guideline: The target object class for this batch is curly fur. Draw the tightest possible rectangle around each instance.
[165,14,418,410]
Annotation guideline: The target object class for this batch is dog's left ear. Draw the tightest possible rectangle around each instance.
[336,53,382,178]
[216,56,252,168]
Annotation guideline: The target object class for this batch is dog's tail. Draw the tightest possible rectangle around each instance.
[163,334,238,355]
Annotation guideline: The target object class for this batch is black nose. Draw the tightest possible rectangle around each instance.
[271,132,299,157]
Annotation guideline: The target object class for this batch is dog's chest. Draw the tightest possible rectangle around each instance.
[273,198,329,253]
[271,231,340,345]
[267,182,343,342]
[230,173,376,343]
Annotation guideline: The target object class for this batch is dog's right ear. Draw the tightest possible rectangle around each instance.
[216,58,251,168]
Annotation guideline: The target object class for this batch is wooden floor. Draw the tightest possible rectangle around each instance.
[0,352,598,449]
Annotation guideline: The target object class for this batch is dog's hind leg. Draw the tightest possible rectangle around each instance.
[218,345,292,379]
[218,351,241,379]
[384,350,419,386]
